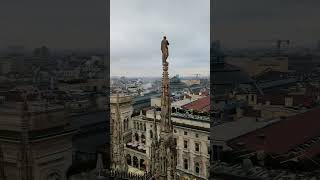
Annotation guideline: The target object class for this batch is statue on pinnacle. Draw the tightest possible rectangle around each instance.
[161,36,169,64]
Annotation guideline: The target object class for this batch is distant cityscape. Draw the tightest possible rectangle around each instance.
[0,0,319,179]
[211,39,320,180]
[0,46,109,180]
[109,69,211,179]
[0,43,212,180]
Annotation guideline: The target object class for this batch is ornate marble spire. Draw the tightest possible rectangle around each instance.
[155,37,177,180]
[160,61,172,133]
[110,93,128,172]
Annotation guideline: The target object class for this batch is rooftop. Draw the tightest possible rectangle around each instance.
[181,96,210,112]
[228,107,320,155]
[211,117,280,142]
[213,162,320,180]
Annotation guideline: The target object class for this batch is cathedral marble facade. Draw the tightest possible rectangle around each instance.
[110,96,210,180]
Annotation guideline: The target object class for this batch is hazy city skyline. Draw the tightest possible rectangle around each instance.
[0,0,108,50]
[111,0,210,77]
[212,0,320,49]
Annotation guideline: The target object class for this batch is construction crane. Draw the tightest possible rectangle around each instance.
[248,39,290,53]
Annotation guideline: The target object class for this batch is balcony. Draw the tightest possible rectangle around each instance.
[126,141,146,154]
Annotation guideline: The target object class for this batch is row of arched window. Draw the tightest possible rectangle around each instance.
[126,154,146,170]
[134,132,146,144]
[133,121,146,131]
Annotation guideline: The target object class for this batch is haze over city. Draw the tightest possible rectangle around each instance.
[0,0,108,50]
[212,0,320,49]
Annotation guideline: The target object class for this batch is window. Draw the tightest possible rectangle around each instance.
[141,134,146,144]
[195,133,199,138]
[150,130,153,139]
[174,129,177,133]
[195,162,200,174]
[184,131,188,136]
[123,119,128,131]
[144,123,146,131]
[195,143,200,152]
[184,140,188,149]
[126,154,132,166]
[127,118,129,130]
[184,159,188,170]
[135,133,139,142]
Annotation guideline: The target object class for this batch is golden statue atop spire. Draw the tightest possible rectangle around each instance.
[153,36,177,180]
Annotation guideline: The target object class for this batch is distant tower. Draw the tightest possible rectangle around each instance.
[155,46,177,180]
[110,93,132,172]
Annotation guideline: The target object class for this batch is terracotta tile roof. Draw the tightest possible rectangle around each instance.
[181,96,210,112]
[228,108,320,156]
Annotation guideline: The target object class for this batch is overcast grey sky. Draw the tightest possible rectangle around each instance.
[212,0,320,49]
[110,0,210,77]
[0,0,107,50]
